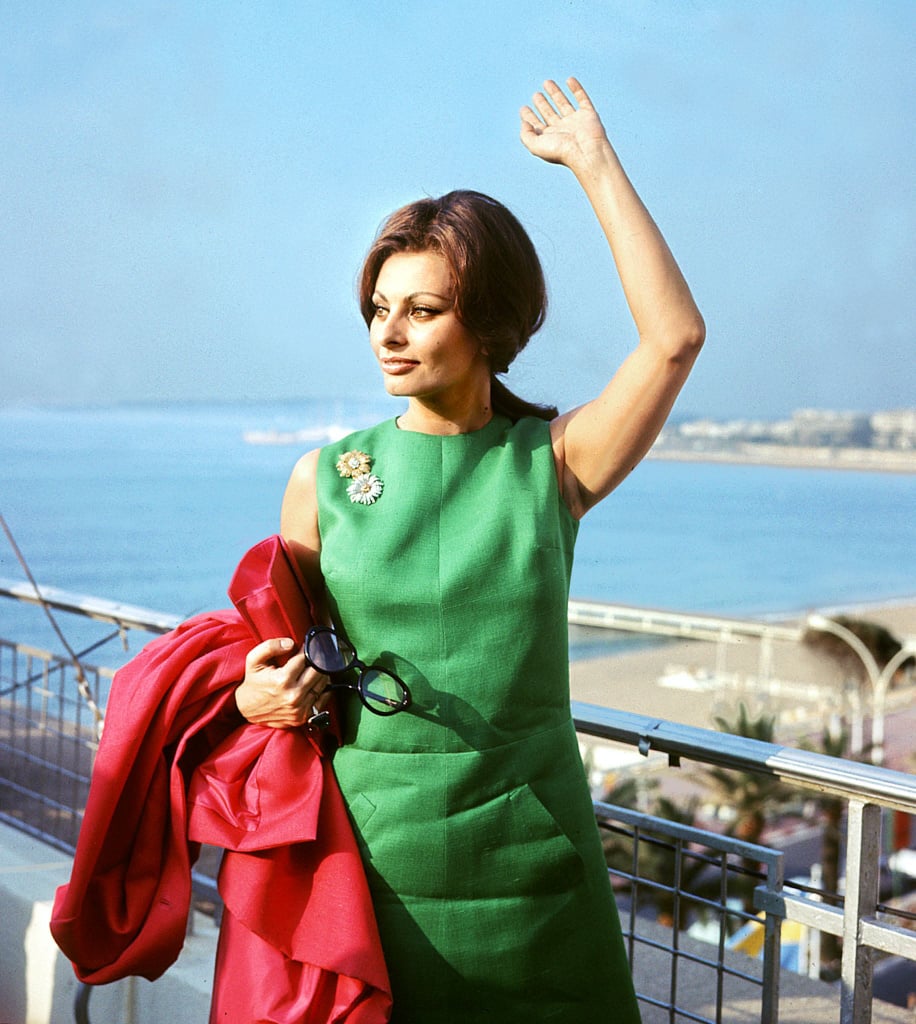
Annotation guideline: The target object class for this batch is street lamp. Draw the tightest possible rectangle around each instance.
[806,614,916,767]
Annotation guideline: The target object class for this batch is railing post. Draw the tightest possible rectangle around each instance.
[840,800,881,1024]
[753,835,785,1024]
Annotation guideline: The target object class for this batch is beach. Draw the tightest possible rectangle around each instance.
[571,599,916,774]
[647,444,916,475]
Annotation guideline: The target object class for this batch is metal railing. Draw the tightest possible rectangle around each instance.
[598,800,786,1024]
[0,641,108,852]
[575,702,916,1024]
[0,578,177,854]
[2,581,915,1023]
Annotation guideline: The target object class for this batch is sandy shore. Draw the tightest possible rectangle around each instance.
[570,599,916,750]
[646,445,916,475]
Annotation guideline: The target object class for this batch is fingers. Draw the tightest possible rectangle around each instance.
[529,77,580,124]
[238,640,331,728]
[565,76,594,109]
[519,104,543,137]
[544,78,576,115]
[532,89,559,126]
[245,636,296,670]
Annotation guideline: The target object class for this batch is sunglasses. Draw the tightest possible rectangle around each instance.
[304,625,412,717]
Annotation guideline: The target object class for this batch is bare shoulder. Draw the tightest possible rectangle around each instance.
[285,448,321,494]
[280,448,321,554]
[280,448,330,608]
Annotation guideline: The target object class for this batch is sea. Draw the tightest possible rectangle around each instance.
[2,399,915,665]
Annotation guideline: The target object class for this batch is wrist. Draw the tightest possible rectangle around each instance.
[568,139,623,185]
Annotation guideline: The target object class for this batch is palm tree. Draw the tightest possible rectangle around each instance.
[703,702,793,846]
[601,776,716,930]
[700,703,796,910]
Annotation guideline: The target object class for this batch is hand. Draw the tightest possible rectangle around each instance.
[519,77,611,172]
[234,637,330,729]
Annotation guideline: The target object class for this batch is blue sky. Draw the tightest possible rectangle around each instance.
[2,1,913,419]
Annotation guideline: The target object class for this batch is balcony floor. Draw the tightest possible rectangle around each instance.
[630,919,913,1023]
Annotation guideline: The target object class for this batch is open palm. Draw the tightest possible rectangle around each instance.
[519,77,610,169]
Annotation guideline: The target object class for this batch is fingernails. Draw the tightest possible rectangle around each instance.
[280,637,294,650]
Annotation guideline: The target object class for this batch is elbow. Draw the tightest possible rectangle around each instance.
[683,309,706,353]
[638,308,705,367]
[670,311,705,364]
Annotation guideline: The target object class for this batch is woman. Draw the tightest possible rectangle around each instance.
[236,77,704,1022]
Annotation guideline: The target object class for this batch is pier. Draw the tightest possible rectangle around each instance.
[568,598,802,643]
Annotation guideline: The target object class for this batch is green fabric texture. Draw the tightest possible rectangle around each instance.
[317,415,640,1023]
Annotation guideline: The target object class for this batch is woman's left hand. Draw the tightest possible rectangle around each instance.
[519,77,611,172]
[521,76,705,519]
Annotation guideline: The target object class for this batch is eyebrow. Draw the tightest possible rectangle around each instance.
[372,290,453,304]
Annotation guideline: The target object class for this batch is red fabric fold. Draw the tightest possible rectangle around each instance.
[187,722,325,851]
[49,609,391,1023]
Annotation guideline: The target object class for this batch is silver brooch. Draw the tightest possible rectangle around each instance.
[336,449,384,506]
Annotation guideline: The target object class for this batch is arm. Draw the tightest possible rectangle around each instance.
[279,448,325,603]
[233,449,329,728]
[520,77,705,518]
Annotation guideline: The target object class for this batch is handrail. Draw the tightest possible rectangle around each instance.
[572,701,916,814]
[0,576,182,634]
[1,576,808,644]
[2,576,912,815]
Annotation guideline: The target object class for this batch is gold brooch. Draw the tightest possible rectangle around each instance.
[337,449,383,505]
[336,450,371,478]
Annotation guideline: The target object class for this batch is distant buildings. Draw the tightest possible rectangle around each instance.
[871,410,916,451]
[660,408,916,452]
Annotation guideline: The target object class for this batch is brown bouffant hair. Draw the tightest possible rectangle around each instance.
[358,190,558,422]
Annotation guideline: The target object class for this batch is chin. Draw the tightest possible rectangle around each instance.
[381,376,421,398]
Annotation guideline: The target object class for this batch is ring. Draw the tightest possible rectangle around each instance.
[307,707,331,730]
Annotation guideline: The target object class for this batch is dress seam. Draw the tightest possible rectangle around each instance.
[437,437,449,933]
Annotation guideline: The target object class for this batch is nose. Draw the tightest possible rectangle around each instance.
[375,309,406,348]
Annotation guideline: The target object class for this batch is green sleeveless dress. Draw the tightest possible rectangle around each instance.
[317,415,640,1023]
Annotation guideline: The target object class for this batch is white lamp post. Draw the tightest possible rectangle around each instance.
[806,614,916,767]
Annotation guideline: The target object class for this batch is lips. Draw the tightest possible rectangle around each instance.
[381,358,419,374]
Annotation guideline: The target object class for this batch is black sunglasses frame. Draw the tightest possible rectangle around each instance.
[304,625,412,717]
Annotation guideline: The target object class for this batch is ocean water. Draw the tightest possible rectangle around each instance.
[2,400,914,663]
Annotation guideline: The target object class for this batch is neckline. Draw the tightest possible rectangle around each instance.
[390,414,509,440]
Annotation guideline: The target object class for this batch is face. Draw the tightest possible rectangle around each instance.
[369,250,490,408]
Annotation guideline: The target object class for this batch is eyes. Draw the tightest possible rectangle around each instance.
[411,305,439,320]
[372,303,442,322]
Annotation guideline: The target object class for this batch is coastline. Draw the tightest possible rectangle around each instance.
[646,443,916,475]
[570,599,916,754]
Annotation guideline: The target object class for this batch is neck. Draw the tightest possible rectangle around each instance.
[397,395,494,436]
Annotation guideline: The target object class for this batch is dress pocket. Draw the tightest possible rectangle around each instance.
[347,790,377,832]
[458,781,585,898]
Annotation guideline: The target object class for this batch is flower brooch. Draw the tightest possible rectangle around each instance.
[336,449,384,506]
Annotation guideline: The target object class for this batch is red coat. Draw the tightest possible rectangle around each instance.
[50,610,392,1023]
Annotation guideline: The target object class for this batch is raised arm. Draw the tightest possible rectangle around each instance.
[520,77,705,518]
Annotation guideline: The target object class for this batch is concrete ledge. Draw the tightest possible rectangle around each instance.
[0,822,216,1024]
